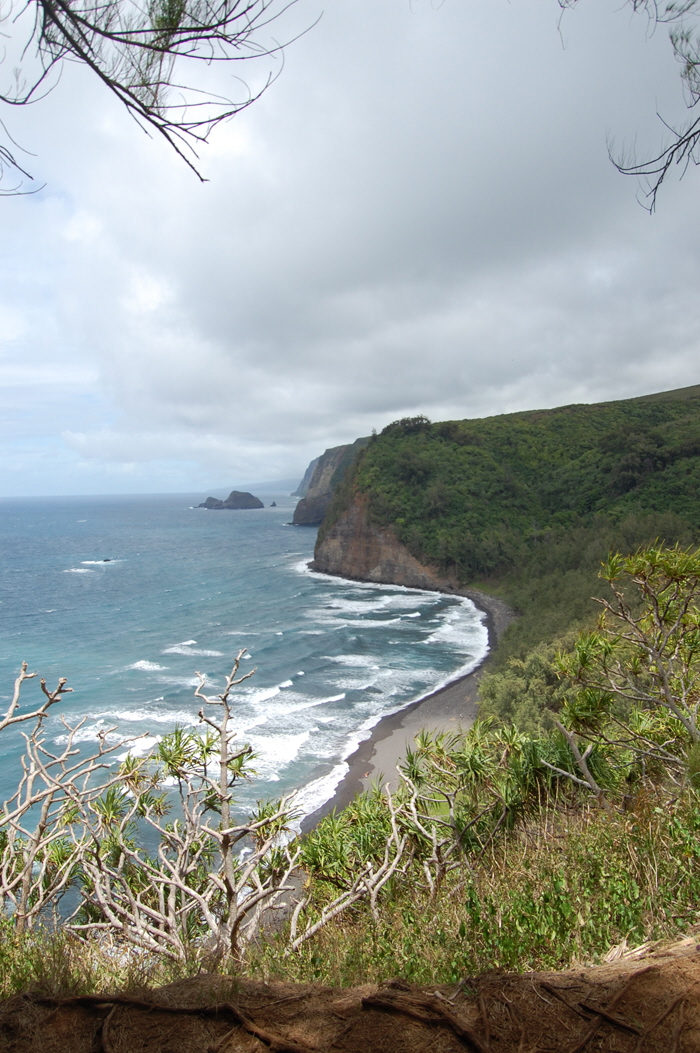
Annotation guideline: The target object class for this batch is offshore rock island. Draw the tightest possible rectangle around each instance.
[198,490,264,509]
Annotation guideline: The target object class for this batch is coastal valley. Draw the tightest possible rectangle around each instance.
[3,383,700,1051]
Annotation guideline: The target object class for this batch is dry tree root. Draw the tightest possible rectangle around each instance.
[561,970,650,1053]
[362,989,488,1053]
[631,984,699,1053]
[35,994,319,1053]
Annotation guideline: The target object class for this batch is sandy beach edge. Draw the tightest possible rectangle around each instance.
[301,584,515,832]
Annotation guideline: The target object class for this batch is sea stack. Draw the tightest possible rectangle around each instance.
[198,491,264,509]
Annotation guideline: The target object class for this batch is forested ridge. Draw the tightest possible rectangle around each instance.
[320,383,700,677]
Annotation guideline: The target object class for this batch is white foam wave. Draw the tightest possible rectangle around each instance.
[156,675,202,688]
[279,679,293,688]
[324,655,380,668]
[289,762,350,829]
[63,568,94,574]
[102,708,194,725]
[248,686,281,705]
[327,676,379,692]
[285,693,345,712]
[162,645,224,657]
[318,616,402,628]
[128,660,167,671]
[117,734,162,760]
[54,722,122,746]
[247,731,310,780]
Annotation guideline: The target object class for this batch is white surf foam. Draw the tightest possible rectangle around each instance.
[102,708,194,725]
[64,568,94,574]
[285,693,345,712]
[117,733,162,760]
[54,722,122,745]
[247,686,281,705]
[247,731,311,780]
[162,645,224,656]
[128,660,167,671]
[289,762,350,829]
[324,655,380,668]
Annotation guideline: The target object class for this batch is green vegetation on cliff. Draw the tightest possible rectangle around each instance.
[320,386,700,681]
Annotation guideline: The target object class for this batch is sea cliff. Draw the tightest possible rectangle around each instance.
[293,438,368,526]
[312,492,455,591]
[311,488,512,632]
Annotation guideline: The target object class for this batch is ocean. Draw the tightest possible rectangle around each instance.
[0,492,489,821]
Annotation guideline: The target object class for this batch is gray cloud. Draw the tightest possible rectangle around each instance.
[0,0,699,494]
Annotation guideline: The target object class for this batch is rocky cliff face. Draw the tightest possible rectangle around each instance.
[292,438,368,526]
[291,458,319,498]
[312,492,458,591]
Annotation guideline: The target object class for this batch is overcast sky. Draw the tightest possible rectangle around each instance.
[1,0,699,496]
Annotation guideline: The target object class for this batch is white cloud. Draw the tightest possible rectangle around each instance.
[0,0,698,495]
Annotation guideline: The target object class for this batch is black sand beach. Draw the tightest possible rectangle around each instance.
[302,588,514,831]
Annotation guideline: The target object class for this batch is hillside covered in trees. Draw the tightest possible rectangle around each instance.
[319,384,700,675]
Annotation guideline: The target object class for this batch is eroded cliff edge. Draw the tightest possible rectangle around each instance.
[311,491,513,640]
[292,438,368,526]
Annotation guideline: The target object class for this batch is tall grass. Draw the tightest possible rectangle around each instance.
[249,788,700,986]
[0,921,201,999]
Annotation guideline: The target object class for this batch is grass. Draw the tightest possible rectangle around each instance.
[1,787,699,998]
[247,786,700,987]
[0,922,204,999]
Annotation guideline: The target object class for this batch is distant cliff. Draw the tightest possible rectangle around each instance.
[292,438,369,526]
[291,458,319,498]
[198,491,264,510]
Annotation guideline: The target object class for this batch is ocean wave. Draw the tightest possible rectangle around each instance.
[101,708,195,725]
[155,675,202,688]
[285,693,345,712]
[324,655,380,668]
[128,660,167,671]
[288,762,350,829]
[162,645,224,656]
[247,686,281,705]
[117,733,162,760]
[328,617,403,628]
[54,722,122,746]
[63,568,94,574]
[424,604,488,652]
[246,731,311,780]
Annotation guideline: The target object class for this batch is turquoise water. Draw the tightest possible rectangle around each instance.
[0,492,488,820]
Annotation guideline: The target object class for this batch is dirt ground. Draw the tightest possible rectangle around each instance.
[2,937,700,1052]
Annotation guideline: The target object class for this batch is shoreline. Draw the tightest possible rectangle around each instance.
[301,585,514,832]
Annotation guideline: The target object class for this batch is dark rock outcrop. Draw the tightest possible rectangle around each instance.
[198,491,264,510]
[292,439,368,526]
